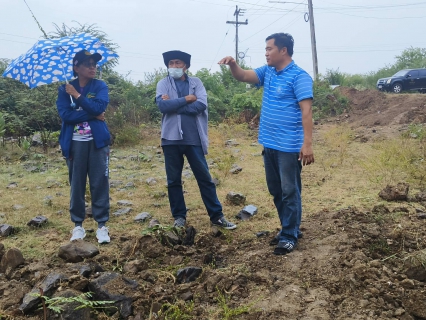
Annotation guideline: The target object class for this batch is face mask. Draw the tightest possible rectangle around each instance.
[168,68,184,79]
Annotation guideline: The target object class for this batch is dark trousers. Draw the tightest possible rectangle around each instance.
[66,140,110,226]
[263,147,302,244]
[162,145,223,222]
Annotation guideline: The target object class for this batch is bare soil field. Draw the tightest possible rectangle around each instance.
[0,88,425,320]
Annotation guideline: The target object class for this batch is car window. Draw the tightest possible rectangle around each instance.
[393,70,408,77]
[407,70,419,77]
[419,69,426,77]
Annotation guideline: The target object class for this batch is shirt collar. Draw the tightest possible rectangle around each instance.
[274,60,295,74]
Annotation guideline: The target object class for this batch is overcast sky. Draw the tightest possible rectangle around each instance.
[1,0,426,82]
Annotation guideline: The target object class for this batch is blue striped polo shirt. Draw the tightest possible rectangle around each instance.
[254,61,313,152]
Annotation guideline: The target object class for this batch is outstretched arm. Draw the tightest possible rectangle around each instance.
[218,56,259,84]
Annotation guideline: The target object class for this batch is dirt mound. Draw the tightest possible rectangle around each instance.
[336,87,426,127]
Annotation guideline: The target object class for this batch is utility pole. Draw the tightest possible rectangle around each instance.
[307,0,319,80]
[269,0,319,79]
[226,6,248,64]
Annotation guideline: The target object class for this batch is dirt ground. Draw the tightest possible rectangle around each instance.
[1,88,426,320]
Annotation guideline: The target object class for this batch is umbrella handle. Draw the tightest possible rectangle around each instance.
[70,95,76,108]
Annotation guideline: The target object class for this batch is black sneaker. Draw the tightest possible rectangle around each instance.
[173,218,186,228]
[269,231,303,246]
[273,241,295,255]
[211,217,237,230]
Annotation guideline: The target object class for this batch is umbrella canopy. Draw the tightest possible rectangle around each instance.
[2,33,118,88]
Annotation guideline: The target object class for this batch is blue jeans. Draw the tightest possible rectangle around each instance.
[263,147,302,244]
[162,145,223,222]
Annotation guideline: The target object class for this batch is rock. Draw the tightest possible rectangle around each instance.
[58,240,100,263]
[378,183,409,201]
[225,139,239,146]
[229,165,242,174]
[44,195,53,206]
[27,215,48,227]
[123,260,149,273]
[236,204,258,220]
[146,177,157,185]
[180,291,194,301]
[88,272,138,318]
[183,170,192,178]
[176,267,202,283]
[112,207,132,216]
[148,219,160,228]
[47,289,91,320]
[134,212,152,222]
[211,226,223,237]
[12,204,24,210]
[79,264,93,278]
[256,231,270,238]
[7,182,17,188]
[226,192,246,205]
[183,226,196,246]
[212,178,220,186]
[161,231,182,246]
[0,248,25,273]
[110,180,124,188]
[417,213,426,220]
[125,182,135,188]
[31,133,42,146]
[117,200,133,206]
[20,272,68,314]
[0,224,14,237]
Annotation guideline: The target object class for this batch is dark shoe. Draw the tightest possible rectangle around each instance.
[273,241,295,255]
[269,231,303,246]
[211,217,237,230]
[173,218,186,228]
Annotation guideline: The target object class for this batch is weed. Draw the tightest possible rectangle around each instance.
[32,291,115,316]
[158,301,195,320]
[216,289,256,320]
[321,125,353,165]
[368,238,391,256]
[403,249,426,269]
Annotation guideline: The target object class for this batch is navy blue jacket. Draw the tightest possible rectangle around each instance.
[56,78,111,158]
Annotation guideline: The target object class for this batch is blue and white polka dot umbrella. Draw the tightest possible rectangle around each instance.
[2,33,118,88]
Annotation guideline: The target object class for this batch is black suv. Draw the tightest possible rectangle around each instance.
[376,68,426,93]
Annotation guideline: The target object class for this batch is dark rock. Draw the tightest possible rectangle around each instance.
[235,211,251,220]
[203,253,214,265]
[226,192,246,206]
[79,264,93,278]
[211,226,223,238]
[176,267,202,283]
[180,291,194,301]
[0,248,25,273]
[7,182,17,189]
[27,215,48,227]
[416,208,425,213]
[405,265,426,282]
[58,240,100,263]
[47,289,91,320]
[183,226,196,246]
[88,272,137,318]
[20,272,68,314]
[161,231,182,246]
[112,207,132,216]
[236,205,258,220]
[134,212,152,222]
[0,243,4,260]
[417,213,426,220]
[256,231,270,238]
[117,200,133,206]
[378,183,409,201]
[0,224,14,237]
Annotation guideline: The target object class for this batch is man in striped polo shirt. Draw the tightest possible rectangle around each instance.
[219,33,314,255]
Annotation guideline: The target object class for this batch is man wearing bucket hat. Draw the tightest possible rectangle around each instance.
[156,50,237,230]
[56,49,112,243]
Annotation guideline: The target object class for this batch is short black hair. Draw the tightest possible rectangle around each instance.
[265,33,294,57]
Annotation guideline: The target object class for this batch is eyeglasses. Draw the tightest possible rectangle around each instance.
[81,61,97,68]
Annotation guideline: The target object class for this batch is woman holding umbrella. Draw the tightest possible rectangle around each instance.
[56,49,111,243]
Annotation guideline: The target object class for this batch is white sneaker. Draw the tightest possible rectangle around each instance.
[70,226,86,241]
[96,226,110,244]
